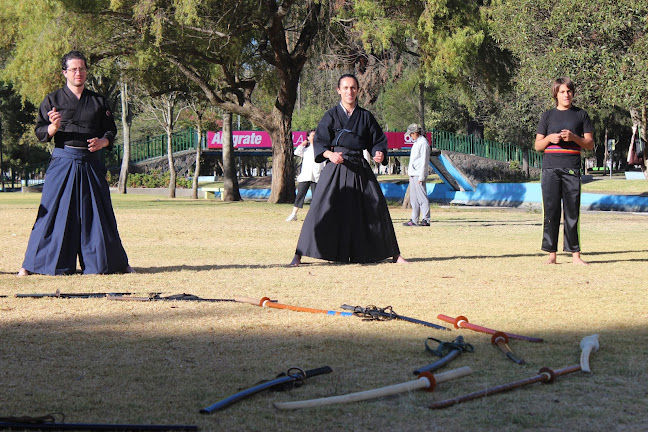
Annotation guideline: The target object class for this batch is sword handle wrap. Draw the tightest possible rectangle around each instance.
[416,372,437,392]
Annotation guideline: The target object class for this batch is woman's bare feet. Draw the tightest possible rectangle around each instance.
[545,252,557,264]
[572,252,588,265]
[289,254,302,267]
[17,268,31,276]
[393,255,408,264]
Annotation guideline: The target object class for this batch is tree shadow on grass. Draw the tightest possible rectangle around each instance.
[136,248,648,272]
[1,305,647,431]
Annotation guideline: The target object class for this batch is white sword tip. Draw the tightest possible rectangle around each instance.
[579,334,600,373]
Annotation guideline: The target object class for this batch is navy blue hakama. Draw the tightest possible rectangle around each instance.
[21,147,130,275]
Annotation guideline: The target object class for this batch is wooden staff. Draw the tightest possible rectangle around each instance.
[429,334,599,409]
[437,314,544,343]
[273,366,472,410]
[235,296,354,316]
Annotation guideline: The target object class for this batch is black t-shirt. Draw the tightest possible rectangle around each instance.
[536,106,593,169]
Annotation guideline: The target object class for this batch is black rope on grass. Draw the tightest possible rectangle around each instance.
[425,335,474,357]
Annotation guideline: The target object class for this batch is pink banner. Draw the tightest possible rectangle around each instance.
[207,131,307,149]
[207,130,428,150]
[385,132,432,149]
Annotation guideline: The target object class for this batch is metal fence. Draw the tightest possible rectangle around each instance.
[113,128,201,164]
[113,127,543,168]
[431,129,543,169]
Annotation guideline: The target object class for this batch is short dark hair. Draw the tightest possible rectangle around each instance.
[61,51,87,70]
[308,129,316,135]
[337,73,359,89]
[551,77,575,104]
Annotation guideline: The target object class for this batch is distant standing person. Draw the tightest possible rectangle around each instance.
[403,123,431,227]
[18,51,133,276]
[289,74,407,266]
[534,77,594,265]
[286,130,324,221]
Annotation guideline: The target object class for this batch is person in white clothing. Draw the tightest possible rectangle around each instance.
[286,130,324,221]
[403,123,431,227]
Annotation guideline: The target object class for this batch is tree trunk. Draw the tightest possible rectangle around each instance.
[603,127,609,176]
[641,106,648,179]
[166,100,177,198]
[222,111,241,201]
[418,81,426,134]
[522,148,530,178]
[268,112,296,203]
[191,126,202,199]
[118,81,132,194]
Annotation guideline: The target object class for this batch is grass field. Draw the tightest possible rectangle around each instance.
[1,192,647,431]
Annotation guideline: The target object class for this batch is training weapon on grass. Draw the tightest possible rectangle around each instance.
[200,366,333,414]
[429,334,599,409]
[236,296,354,316]
[341,304,450,331]
[491,332,526,365]
[579,334,599,373]
[107,293,237,303]
[15,290,131,299]
[273,366,472,410]
[413,336,474,375]
[0,414,196,431]
[437,314,543,342]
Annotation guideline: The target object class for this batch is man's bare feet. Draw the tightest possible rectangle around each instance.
[545,252,557,264]
[572,252,588,265]
[289,254,302,267]
[393,255,409,264]
[17,268,31,276]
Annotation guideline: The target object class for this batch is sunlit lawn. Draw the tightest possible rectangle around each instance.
[1,192,646,431]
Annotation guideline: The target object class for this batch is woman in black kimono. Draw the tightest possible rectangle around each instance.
[290,74,407,265]
[18,51,132,276]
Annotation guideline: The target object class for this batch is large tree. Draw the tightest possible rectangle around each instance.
[53,0,326,203]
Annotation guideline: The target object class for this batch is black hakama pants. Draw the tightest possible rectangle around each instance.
[21,147,130,275]
[541,167,582,253]
[295,148,400,263]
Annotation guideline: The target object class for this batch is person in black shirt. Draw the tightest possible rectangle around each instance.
[18,51,133,276]
[534,77,594,265]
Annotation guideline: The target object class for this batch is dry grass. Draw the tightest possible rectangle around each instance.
[1,192,647,432]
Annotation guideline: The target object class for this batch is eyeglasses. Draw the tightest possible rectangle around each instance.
[65,67,87,74]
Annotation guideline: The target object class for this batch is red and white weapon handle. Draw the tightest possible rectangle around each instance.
[273,366,472,410]
[437,314,544,343]
[579,334,599,373]
[491,332,526,365]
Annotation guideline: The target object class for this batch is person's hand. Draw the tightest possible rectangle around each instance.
[548,133,562,144]
[48,107,62,136]
[373,151,384,164]
[87,137,109,152]
[560,129,574,142]
[327,151,344,164]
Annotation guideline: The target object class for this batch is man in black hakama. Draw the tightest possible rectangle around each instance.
[18,51,132,276]
[290,74,407,265]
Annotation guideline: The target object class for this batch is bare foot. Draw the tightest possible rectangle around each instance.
[393,255,409,264]
[545,252,557,265]
[289,254,302,267]
[17,268,31,276]
[572,252,588,265]
[124,265,136,273]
